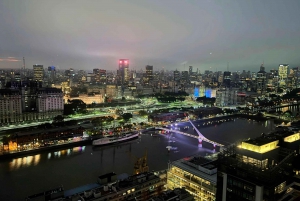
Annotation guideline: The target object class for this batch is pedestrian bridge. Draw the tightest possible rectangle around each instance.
[155,120,224,147]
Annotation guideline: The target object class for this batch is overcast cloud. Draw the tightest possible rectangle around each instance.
[0,0,299,72]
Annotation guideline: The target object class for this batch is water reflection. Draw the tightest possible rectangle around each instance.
[8,146,85,171]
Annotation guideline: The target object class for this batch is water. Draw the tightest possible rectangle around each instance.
[0,118,275,201]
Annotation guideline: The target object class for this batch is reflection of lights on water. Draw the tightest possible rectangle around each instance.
[82,146,86,151]
[27,156,33,166]
[67,149,71,155]
[9,154,40,170]
[48,153,51,159]
[16,158,22,169]
[58,151,61,157]
[22,157,27,166]
[73,146,82,153]
[54,152,58,156]
[61,150,66,156]
[34,154,40,166]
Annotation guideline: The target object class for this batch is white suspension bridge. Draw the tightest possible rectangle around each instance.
[155,119,224,148]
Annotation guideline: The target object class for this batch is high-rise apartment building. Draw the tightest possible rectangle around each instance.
[174,69,180,82]
[118,59,129,85]
[257,64,267,94]
[223,71,231,88]
[47,66,56,83]
[145,65,153,84]
[189,66,193,75]
[278,64,289,86]
[33,65,44,82]
[278,64,289,79]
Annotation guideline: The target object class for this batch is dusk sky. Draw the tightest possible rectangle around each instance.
[0,0,300,72]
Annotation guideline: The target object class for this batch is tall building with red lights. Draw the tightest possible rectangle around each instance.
[118,59,129,85]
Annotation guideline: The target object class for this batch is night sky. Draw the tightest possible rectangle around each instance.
[0,0,300,72]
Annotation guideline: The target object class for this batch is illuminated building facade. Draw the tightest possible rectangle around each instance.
[256,64,267,94]
[215,88,237,106]
[145,65,153,85]
[47,66,56,83]
[118,59,129,85]
[223,71,231,88]
[216,132,299,201]
[167,156,217,201]
[33,64,44,83]
[278,64,289,86]
[0,89,22,124]
[0,82,64,124]
[37,88,64,119]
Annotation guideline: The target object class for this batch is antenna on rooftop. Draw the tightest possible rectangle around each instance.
[227,62,229,71]
[23,57,25,69]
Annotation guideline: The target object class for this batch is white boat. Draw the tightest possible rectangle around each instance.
[92,133,139,146]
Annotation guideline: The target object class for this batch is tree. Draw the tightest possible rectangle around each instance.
[91,117,105,128]
[53,115,64,126]
[138,110,148,116]
[122,113,133,122]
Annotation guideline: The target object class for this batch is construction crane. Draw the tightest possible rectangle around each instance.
[127,149,149,175]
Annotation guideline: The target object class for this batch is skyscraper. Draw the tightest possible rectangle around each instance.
[145,65,153,84]
[33,64,44,82]
[223,71,231,87]
[118,59,129,85]
[278,64,289,86]
[189,66,193,75]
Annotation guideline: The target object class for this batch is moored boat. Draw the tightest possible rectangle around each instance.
[92,133,139,146]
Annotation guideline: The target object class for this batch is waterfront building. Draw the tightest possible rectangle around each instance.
[167,155,217,201]
[33,64,44,83]
[0,89,22,124]
[0,82,64,124]
[150,188,195,201]
[37,88,64,120]
[216,130,300,201]
[148,112,187,123]
[26,172,166,201]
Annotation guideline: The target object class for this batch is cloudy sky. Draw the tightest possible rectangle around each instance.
[0,0,299,72]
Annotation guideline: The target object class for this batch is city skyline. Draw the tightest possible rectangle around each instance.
[0,0,300,71]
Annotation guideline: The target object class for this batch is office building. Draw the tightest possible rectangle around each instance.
[118,59,129,85]
[215,88,238,106]
[189,66,193,76]
[167,155,217,201]
[216,131,299,201]
[223,71,231,88]
[0,89,22,124]
[278,64,289,86]
[33,64,44,82]
[145,65,153,85]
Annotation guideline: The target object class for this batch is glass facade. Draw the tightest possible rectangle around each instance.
[167,165,216,201]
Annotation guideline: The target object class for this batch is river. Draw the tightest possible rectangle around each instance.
[0,118,276,201]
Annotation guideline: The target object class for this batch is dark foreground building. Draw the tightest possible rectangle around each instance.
[216,130,300,201]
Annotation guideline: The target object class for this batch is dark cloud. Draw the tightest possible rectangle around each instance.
[0,0,299,72]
